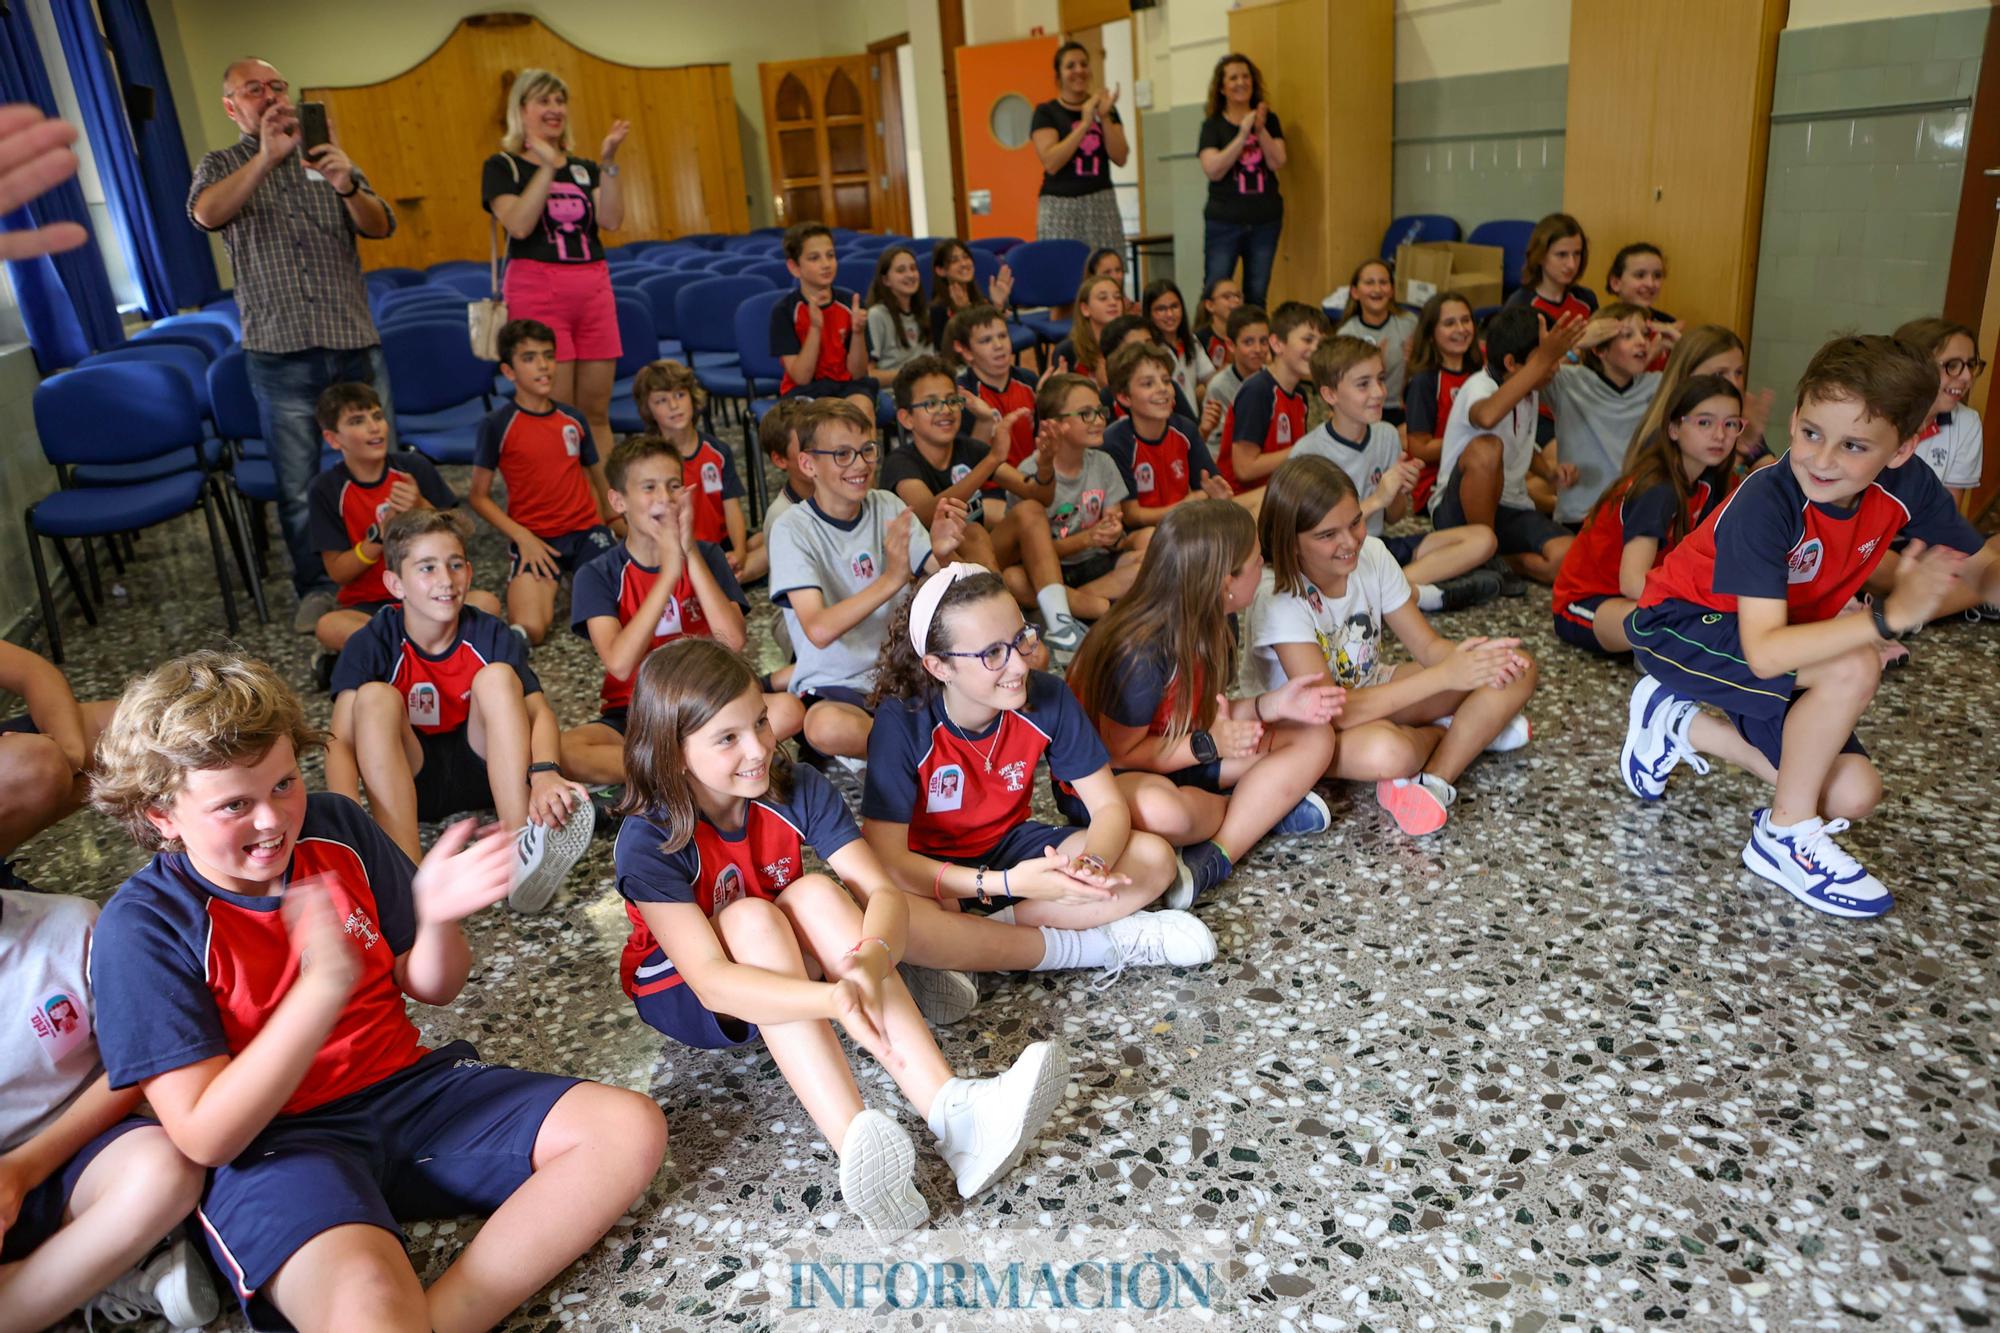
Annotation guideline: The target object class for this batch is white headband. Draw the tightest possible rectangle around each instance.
[910,562,982,656]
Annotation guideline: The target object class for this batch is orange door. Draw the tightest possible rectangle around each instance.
[954,36,1058,242]
[759,56,885,229]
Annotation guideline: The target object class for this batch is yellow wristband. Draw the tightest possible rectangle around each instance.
[353,541,379,566]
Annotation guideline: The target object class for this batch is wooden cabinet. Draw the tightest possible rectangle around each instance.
[1227,0,1393,308]
[1563,0,1788,335]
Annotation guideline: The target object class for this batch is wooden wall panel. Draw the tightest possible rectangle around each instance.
[1565,0,1786,335]
[305,14,748,271]
[1229,0,1391,308]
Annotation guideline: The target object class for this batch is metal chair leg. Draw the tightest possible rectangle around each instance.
[51,538,96,627]
[103,534,126,575]
[81,534,102,604]
[23,509,61,664]
[198,490,241,635]
[212,478,268,624]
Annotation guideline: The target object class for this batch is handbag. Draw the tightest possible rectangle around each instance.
[468,155,515,360]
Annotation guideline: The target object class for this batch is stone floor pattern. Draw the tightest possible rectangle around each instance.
[14,476,1999,1333]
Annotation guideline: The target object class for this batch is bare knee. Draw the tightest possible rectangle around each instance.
[0,734,73,809]
[778,871,851,915]
[715,897,801,969]
[1118,830,1179,893]
[1822,643,1883,699]
[1823,758,1883,821]
[1343,723,1422,779]
[353,681,404,723]
[1460,437,1501,478]
[1464,524,1499,563]
[1129,780,1197,838]
[540,1082,667,1178]
[103,1125,206,1219]
[471,661,524,704]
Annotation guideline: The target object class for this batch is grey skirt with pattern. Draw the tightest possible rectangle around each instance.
[1036,190,1125,255]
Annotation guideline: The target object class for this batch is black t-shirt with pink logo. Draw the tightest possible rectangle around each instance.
[482,151,605,265]
[1199,112,1285,225]
[1031,100,1122,198]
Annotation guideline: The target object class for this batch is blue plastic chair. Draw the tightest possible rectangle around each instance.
[128,328,223,362]
[1467,219,1537,295]
[641,248,708,270]
[969,236,1024,256]
[608,295,670,435]
[429,269,495,300]
[425,259,485,280]
[678,232,730,251]
[678,276,772,381]
[1005,239,1088,352]
[635,269,709,359]
[745,260,795,290]
[722,235,779,256]
[148,313,238,352]
[379,287,466,319]
[382,317,498,465]
[704,254,763,276]
[367,266,427,289]
[26,364,255,660]
[197,300,242,337]
[80,344,216,430]
[1379,214,1461,265]
[730,288,791,521]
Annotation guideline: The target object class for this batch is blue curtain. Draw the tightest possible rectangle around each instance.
[49,0,173,320]
[93,0,218,309]
[0,2,122,366]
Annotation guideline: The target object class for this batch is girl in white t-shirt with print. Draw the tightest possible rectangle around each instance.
[1246,455,1539,837]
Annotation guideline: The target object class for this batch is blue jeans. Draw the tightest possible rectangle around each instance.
[1203,217,1283,309]
[244,345,395,598]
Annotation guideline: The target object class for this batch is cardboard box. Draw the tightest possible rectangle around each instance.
[1395,240,1505,311]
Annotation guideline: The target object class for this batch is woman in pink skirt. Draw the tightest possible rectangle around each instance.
[483,68,631,459]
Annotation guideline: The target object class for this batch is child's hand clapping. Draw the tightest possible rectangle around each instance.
[1200,473,1236,502]
[929,495,969,562]
[411,818,517,926]
[1210,695,1263,757]
[882,508,914,584]
[1885,539,1967,630]
[282,874,362,1000]
[1089,514,1123,549]
[383,477,420,517]
[1262,672,1344,726]
[992,265,1014,308]
[1441,637,1526,692]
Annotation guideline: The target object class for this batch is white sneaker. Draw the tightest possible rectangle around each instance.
[838,1108,930,1242]
[1619,676,1705,800]
[86,1232,221,1331]
[1741,809,1893,918]
[1094,910,1217,989]
[1440,710,1532,752]
[1042,614,1086,665]
[1165,856,1196,911]
[835,754,869,775]
[927,1040,1069,1198]
[508,802,596,913]
[898,963,980,1026]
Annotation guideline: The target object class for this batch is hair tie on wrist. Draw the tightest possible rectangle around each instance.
[909,561,982,656]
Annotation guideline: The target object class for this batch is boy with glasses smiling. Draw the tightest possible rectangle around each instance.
[882,356,1090,661]
[769,401,970,764]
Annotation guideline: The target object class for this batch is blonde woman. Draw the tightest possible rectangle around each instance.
[482,68,630,459]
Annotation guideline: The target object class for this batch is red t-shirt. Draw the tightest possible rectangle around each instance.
[675,436,745,546]
[1219,369,1306,492]
[960,367,1038,468]
[1553,476,1718,621]
[770,286,859,393]
[473,400,602,539]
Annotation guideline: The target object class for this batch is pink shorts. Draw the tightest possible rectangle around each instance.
[503,258,621,363]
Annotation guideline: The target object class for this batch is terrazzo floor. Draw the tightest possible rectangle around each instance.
[10,468,2000,1333]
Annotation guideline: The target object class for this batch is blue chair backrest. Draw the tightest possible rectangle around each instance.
[80,344,213,417]
[676,277,769,358]
[152,312,237,345]
[680,252,738,271]
[677,233,729,251]
[746,260,795,289]
[131,327,224,361]
[606,248,647,268]
[209,347,261,442]
[622,239,671,256]
[750,226,787,239]
[367,266,427,289]
[378,306,469,335]
[835,258,876,295]
[379,287,465,318]
[429,269,493,299]
[1467,219,1537,293]
[828,227,859,243]
[734,289,790,389]
[999,238,1086,308]
[613,295,657,380]
[635,269,711,340]
[704,254,762,275]
[1380,214,1462,263]
[36,363,201,466]
[722,235,779,256]
[642,249,706,270]
[380,318,497,415]
[969,236,1024,255]
[425,259,484,279]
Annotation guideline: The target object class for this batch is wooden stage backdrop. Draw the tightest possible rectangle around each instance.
[304,12,749,271]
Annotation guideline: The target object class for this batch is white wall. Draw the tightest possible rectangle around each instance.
[1788,0,1986,27]
[1395,0,1571,82]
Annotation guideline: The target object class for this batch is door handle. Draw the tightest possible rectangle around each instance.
[1985,167,2000,176]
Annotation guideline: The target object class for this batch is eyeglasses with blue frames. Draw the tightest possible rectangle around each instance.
[934,624,1042,671]
[805,442,881,467]
[910,394,967,415]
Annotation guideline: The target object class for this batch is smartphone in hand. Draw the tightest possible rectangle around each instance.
[298,101,330,153]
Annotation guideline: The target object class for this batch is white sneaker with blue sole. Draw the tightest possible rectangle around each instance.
[1741,809,1893,918]
[1620,676,1706,800]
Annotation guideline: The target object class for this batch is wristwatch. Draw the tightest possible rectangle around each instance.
[1871,605,1915,642]
[601,163,620,177]
[364,522,381,545]
[527,761,561,777]
[1190,730,1219,765]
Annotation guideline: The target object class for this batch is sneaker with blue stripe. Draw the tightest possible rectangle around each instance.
[1271,790,1331,836]
[1741,809,1893,919]
[1620,676,1705,800]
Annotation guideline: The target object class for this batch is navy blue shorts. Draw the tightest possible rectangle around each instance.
[591,707,629,736]
[414,727,491,823]
[1553,593,1620,657]
[800,685,870,712]
[0,1116,156,1262]
[1062,550,1119,588]
[1626,600,1867,770]
[1382,531,1425,565]
[1055,761,1225,824]
[1433,468,1569,558]
[198,1041,580,1330]
[632,966,758,1050]
[781,378,871,403]
[0,713,36,734]
[508,525,616,579]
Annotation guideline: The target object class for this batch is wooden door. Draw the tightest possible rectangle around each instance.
[871,38,913,237]
[955,35,1058,243]
[759,56,885,230]
[1970,217,2000,516]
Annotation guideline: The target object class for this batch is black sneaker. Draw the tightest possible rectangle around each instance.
[1435,569,1504,612]
[313,651,337,693]
[1483,556,1527,598]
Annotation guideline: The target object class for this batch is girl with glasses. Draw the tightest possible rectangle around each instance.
[1892,317,1987,514]
[857,566,1215,1003]
[1552,375,1742,657]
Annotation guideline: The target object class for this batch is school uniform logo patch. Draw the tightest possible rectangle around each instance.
[762,855,798,889]
[997,760,1028,793]
[407,682,441,729]
[1134,462,1156,492]
[1786,538,1824,585]
[27,990,88,1066]
[712,864,746,913]
[951,464,972,485]
[1857,537,1881,560]
[655,597,683,637]
[562,424,582,457]
[927,765,966,813]
[1276,414,1294,446]
[701,461,724,494]
[851,551,877,580]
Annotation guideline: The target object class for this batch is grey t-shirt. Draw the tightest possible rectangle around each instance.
[1292,421,1404,537]
[1544,364,1662,524]
[866,303,929,373]
[1338,309,1420,406]
[768,491,934,694]
[1012,450,1130,567]
[1205,363,1245,453]
[0,890,99,1153]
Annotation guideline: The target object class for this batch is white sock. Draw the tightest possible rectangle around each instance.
[1031,924,1113,971]
[1416,583,1444,612]
[1035,584,1076,629]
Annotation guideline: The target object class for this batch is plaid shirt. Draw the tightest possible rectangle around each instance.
[188,134,394,354]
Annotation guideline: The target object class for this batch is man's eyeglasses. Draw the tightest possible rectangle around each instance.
[1049,405,1111,424]
[936,624,1041,671]
[910,395,966,415]
[1942,356,1988,380]
[806,442,880,467]
[227,79,288,99]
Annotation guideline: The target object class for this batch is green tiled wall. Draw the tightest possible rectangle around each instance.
[1749,5,1988,419]
[1391,65,1567,234]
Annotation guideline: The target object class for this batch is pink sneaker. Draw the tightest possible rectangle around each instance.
[1376,775,1454,835]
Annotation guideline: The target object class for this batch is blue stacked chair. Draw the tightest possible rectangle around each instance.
[428,268,495,300]
[147,313,238,353]
[678,233,730,251]
[130,327,225,362]
[678,277,770,428]
[608,294,671,436]
[1467,219,1536,297]
[81,344,217,435]
[1006,239,1089,357]
[635,269,708,360]
[379,286,465,321]
[732,288,791,522]
[969,236,1024,255]
[383,318,498,465]
[426,259,485,281]
[746,260,795,290]
[26,363,257,661]
[1379,214,1461,265]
